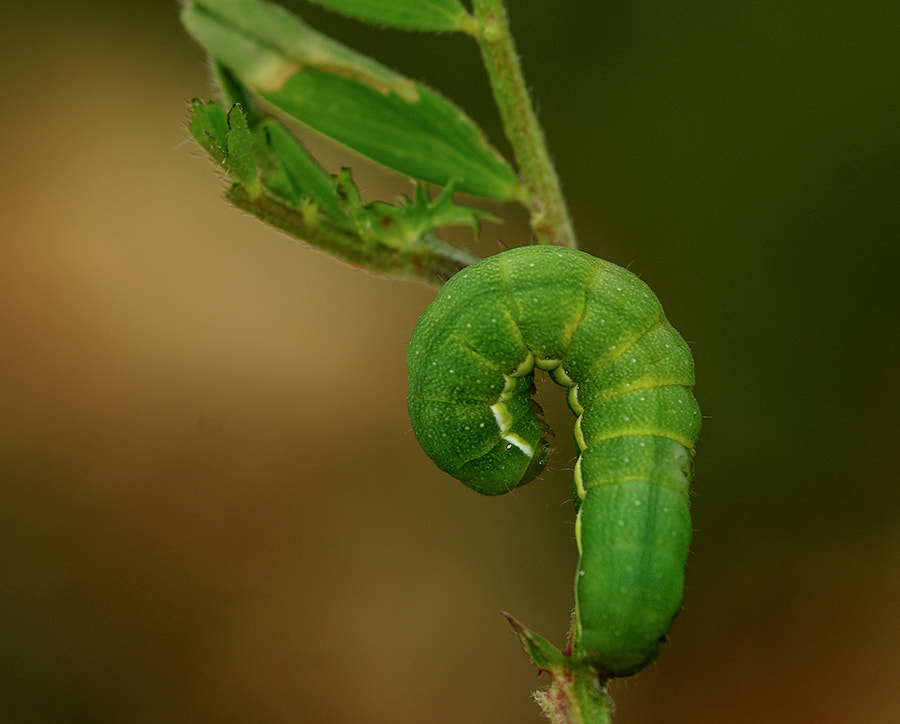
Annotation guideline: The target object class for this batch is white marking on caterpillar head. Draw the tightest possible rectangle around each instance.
[497,375,518,402]
[502,433,533,457]
[489,402,533,456]
[490,401,512,430]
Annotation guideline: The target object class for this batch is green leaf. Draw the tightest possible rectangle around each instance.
[182,0,520,200]
[335,172,495,248]
[503,612,613,724]
[223,104,262,197]
[256,118,347,220]
[502,612,568,673]
[188,99,228,165]
[302,0,475,32]
[183,0,420,102]
[260,67,519,200]
[189,101,261,197]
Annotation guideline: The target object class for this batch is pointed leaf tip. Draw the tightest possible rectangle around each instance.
[502,612,567,673]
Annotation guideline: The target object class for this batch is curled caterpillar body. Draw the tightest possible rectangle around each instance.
[407,245,700,676]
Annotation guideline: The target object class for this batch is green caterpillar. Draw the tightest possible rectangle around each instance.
[407,245,700,676]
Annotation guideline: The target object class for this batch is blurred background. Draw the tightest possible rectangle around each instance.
[2,1,898,722]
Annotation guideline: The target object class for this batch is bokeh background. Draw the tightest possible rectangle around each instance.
[2,1,898,722]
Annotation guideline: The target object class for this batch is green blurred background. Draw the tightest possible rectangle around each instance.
[2,1,898,722]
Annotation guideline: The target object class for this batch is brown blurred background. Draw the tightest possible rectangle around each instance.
[2,1,898,722]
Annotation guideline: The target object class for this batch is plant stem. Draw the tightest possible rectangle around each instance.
[226,185,480,285]
[505,613,613,724]
[471,0,576,249]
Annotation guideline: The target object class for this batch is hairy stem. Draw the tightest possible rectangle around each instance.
[226,185,479,285]
[505,613,612,724]
[471,0,576,248]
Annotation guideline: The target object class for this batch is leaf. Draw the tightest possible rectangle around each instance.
[261,67,519,200]
[188,99,488,262]
[182,0,520,200]
[189,101,261,197]
[223,104,262,197]
[183,0,420,102]
[335,172,496,247]
[256,117,347,220]
[302,0,475,32]
[502,612,568,673]
[188,99,228,165]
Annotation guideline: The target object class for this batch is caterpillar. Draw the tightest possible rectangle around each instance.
[406,245,700,676]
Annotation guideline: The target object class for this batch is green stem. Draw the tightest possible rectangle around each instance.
[471,0,577,248]
[226,185,480,285]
